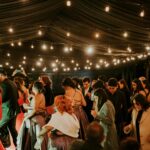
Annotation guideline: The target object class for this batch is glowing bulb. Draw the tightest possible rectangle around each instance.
[95,33,100,38]
[36,61,42,66]
[39,58,43,62]
[69,47,73,51]
[10,42,14,47]
[127,47,132,52]
[31,68,35,71]
[64,47,69,52]
[86,46,94,55]
[22,60,26,64]
[66,32,70,37]
[8,27,14,33]
[7,53,11,57]
[66,0,71,7]
[140,10,145,17]
[5,62,9,66]
[108,48,112,53]
[10,66,14,69]
[18,41,22,46]
[38,30,43,36]
[146,46,150,51]
[123,32,128,38]
[105,6,110,12]
[41,44,47,50]
[31,44,34,49]
[51,63,56,67]
[50,45,54,50]
[71,60,74,63]
[23,56,26,60]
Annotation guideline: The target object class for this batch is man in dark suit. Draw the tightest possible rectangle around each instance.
[106,78,128,140]
[82,77,94,122]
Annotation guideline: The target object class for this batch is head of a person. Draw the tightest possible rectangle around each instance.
[39,75,52,87]
[119,137,140,150]
[62,77,76,89]
[86,121,104,143]
[131,78,144,92]
[92,80,105,90]
[94,88,107,111]
[54,95,73,114]
[132,93,149,111]
[140,79,150,90]
[0,69,7,82]
[107,78,118,94]
[82,77,90,89]
[32,81,44,94]
[118,79,129,90]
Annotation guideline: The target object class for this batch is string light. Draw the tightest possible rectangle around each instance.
[31,44,34,49]
[146,46,150,51]
[66,32,70,37]
[10,42,15,47]
[31,68,35,71]
[18,41,22,46]
[123,32,128,38]
[41,44,47,50]
[66,0,71,7]
[50,45,54,50]
[94,32,100,39]
[86,46,94,55]
[23,56,26,60]
[127,47,132,52]
[108,47,112,54]
[8,27,14,33]
[7,53,11,57]
[38,30,43,36]
[105,5,110,12]
[140,10,145,17]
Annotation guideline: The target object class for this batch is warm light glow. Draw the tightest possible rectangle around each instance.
[96,64,100,69]
[140,10,145,17]
[5,62,9,66]
[22,60,26,64]
[66,0,71,7]
[8,27,14,33]
[86,60,90,63]
[127,47,132,52]
[95,33,100,38]
[42,67,47,72]
[105,6,110,12]
[64,47,69,52]
[123,32,128,38]
[10,42,14,47]
[31,68,35,71]
[18,41,22,46]
[69,47,73,51]
[41,44,47,50]
[108,48,112,54]
[36,61,42,66]
[38,30,43,36]
[146,46,150,51]
[71,60,74,63]
[86,46,94,55]
[50,45,54,50]
[10,66,14,69]
[23,56,26,60]
[39,58,43,62]
[31,44,34,49]
[7,53,11,57]
[51,63,56,67]
[66,32,70,37]
[0,64,3,68]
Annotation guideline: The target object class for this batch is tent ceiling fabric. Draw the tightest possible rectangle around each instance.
[0,0,150,70]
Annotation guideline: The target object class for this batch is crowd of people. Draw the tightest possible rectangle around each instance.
[0,68,150,150]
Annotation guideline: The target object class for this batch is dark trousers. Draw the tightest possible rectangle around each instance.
[0,116,18,147]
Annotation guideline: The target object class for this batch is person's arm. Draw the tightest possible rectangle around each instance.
[80,91,86,106]
[38,124,53,137]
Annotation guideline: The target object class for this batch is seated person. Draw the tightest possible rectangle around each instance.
[35,95,80,150]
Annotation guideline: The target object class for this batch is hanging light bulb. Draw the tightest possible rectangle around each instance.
[105,5,110,12]
[8,27,14,33]
[66,0,71,7]
[140,10,145,17]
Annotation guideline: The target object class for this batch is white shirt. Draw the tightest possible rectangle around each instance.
[48,111,80,138]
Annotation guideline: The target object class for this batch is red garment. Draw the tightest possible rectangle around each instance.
[0,93,2,120]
